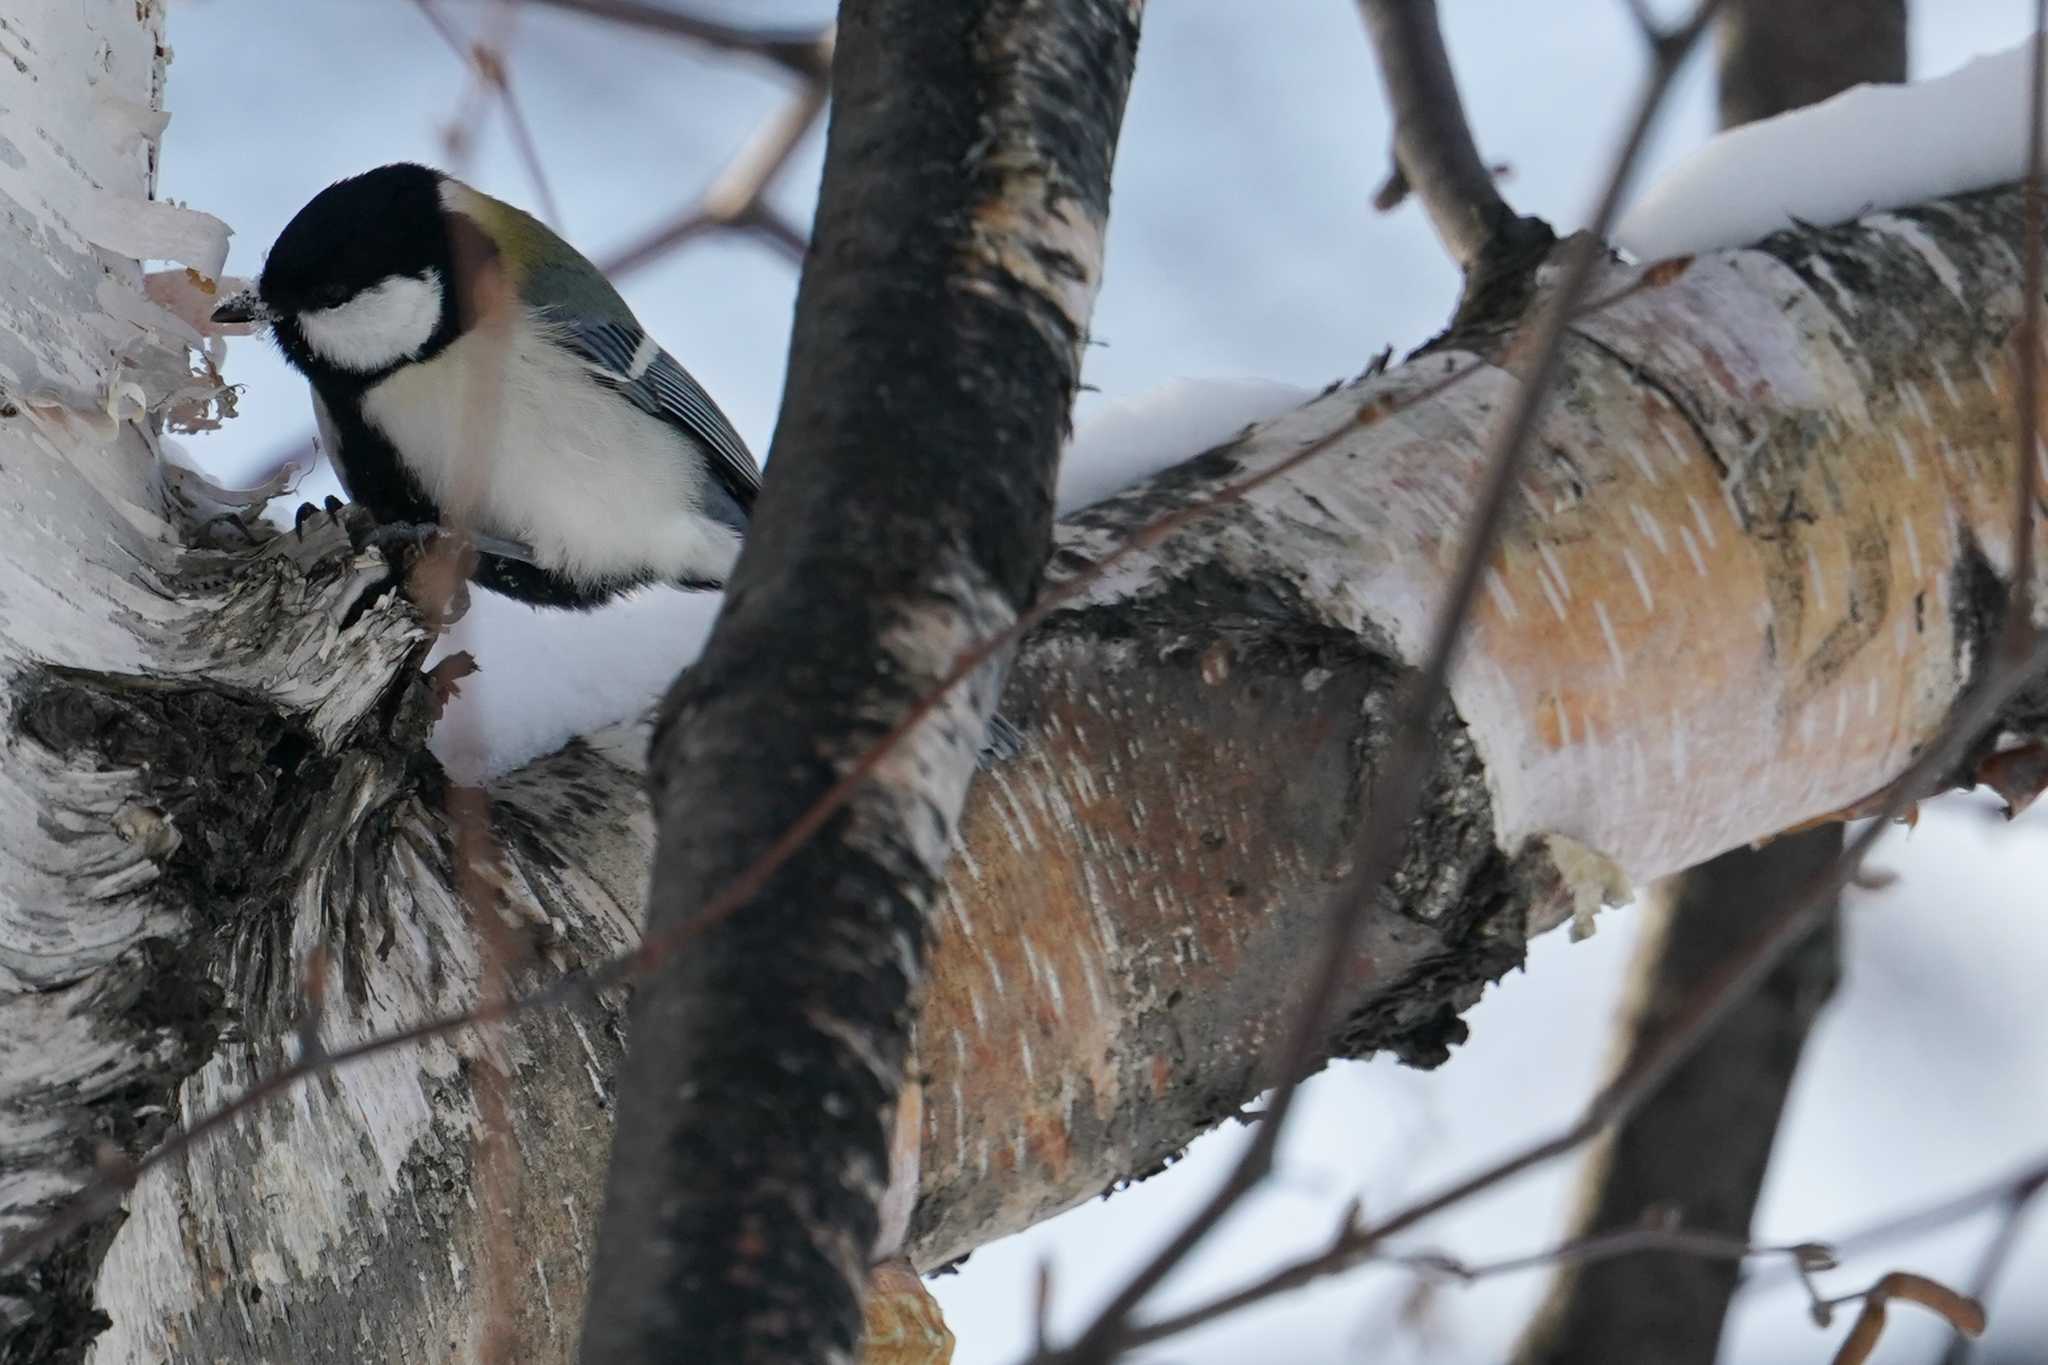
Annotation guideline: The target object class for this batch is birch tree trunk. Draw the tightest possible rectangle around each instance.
[6,3,2048,1363]
[581,4,1142,1360]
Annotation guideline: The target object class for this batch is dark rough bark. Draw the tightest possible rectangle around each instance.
[577,4,1143,1363]
[1516,9,1906,1363]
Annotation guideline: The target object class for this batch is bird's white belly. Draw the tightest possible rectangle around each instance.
[361,317,740,588]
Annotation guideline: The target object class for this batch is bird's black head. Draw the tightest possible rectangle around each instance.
[236,163,464,385]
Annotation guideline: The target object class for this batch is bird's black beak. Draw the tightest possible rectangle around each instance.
[210,288,271,326]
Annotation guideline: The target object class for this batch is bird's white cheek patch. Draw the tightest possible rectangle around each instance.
[298,270,444,373]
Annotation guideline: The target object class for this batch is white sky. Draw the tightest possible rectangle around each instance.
[155,3,2048,1361]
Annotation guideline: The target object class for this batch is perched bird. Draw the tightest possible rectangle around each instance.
[213,163,759,609]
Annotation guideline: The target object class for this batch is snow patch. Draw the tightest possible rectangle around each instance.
[428,585,723,783]
[439,377,1315,779]
[1057,377,1313,513]
[1618,42,2048,260]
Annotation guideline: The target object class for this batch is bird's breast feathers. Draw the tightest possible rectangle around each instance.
[357,308,740,590]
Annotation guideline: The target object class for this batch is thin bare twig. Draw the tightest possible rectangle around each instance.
[408,0,469,62]
[1394,1223,1834,1288]
[1939,1192,2045,1364]
[489,60,566,229]
[414,0,564,226]
[1035,9,1724,1362]
[1619,0,1662,41]
[598,79,824,275]
[516,0,834,80]
[1357,0,1530,272]
[1938,1170,2048,1365]
[1740,1155,2048,1293]
[412,0,497,170]
[1743,1151,2048,1365]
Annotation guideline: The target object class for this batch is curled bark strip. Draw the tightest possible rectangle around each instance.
[1827,1271,1985,1365]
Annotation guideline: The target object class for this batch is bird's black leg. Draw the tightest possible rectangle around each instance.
[351,519,438,561]
[339,519,477,630]
[200,511,262,547]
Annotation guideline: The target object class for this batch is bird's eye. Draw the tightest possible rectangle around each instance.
[309,283,353,311]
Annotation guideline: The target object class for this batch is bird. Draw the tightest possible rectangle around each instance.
[212,163,759,610]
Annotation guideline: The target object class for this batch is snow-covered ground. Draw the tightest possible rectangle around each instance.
[155,2,2048,1359]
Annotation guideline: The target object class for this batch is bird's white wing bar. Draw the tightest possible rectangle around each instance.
[558,318,762,522]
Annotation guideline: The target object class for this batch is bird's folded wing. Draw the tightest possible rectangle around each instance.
[557,318,761,528]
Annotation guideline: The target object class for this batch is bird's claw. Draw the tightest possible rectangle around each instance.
[292,494,348,542]
[354,519,438,560]
[340,520,478,630]
[199,511,262,548]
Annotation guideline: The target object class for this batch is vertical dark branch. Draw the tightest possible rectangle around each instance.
[1515,8,1904,1364]
[577,4,1141,1364]
[1357,0,1550,279]
[1511,836,1844,1365]
[1715,0,1906,127]
[1939,1170,2048,1365]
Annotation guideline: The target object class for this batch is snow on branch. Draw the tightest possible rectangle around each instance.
[1620,40,2048,258]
